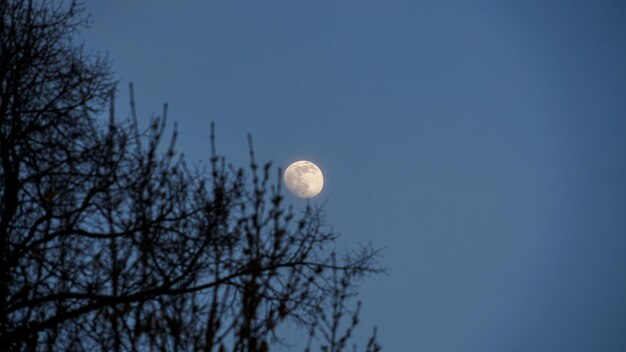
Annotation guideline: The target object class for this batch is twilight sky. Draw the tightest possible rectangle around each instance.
[83,1,626,350]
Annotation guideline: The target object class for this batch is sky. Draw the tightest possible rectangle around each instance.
[82,1,626,350]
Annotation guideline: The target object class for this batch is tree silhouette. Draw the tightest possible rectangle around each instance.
[0,1,382,351]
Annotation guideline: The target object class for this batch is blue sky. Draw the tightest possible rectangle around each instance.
[83,1,626,350]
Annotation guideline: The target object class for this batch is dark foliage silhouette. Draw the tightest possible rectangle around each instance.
[0,1,382,351]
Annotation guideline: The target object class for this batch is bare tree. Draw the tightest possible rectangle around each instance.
[0,1,382,351]
[1,0,113,348]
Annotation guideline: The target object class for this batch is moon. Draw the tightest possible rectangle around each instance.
[283,160,324,198]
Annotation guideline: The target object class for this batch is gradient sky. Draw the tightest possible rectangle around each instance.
[83,1,626,350]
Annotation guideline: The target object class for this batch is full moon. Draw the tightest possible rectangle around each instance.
[283,161,324,198]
